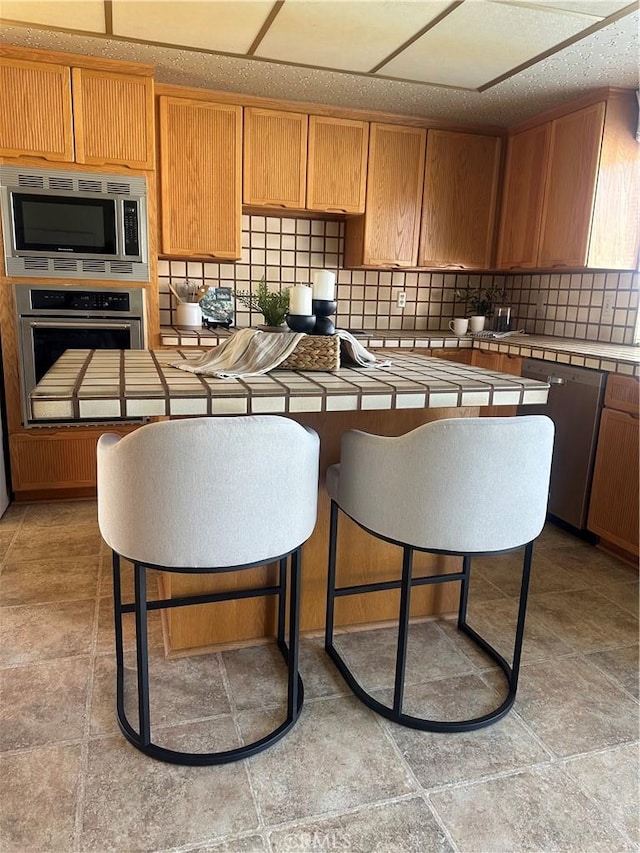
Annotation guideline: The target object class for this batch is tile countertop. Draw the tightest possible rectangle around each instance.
[159,328,640,377]
[29,349,549,422]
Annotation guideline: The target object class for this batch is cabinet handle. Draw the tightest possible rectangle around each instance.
[324,208,348,214]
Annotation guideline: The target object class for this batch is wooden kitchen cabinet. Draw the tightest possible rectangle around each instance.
[472,350,522,417]
[344,123,426,268]
[0,50,155,169]
[418,131,501,269]
[0,57,74,161]
[72,69,154,169]
[588,374,639,558]
[497,90,640,271]
[496,123,551,269]
[306,115,368,213]
[159,96,242,259]
[243,107,307,208]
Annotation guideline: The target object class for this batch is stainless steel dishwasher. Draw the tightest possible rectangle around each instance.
[518,358,606,531]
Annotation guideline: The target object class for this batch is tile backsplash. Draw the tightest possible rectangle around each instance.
[159,214,639,344]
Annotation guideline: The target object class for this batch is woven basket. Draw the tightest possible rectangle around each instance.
[279,334,340,371]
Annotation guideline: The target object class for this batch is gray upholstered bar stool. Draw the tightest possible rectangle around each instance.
[97,415,319,765]
[325,415,554,732]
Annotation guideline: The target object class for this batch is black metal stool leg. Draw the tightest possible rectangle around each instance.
[393,546,414,716]
[277,556,287,646]
[134,562,151,747]
[325,500,339,650]
[458,554,472,628]
[287,548,302,719]
[510,541,534,689]
[112,551,126,724]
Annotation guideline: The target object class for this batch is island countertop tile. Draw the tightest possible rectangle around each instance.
[159,327,640,376]
[29,349,550,422]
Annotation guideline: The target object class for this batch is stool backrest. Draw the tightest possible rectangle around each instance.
[335,415,554,553]
[97,416,319,568]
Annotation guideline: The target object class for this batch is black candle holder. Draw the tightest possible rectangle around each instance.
[311,299,337,336]
[286,314,316,333]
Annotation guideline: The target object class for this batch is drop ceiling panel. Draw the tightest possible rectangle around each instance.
[1,0,106,32]
[508,0,628,17]
[256,0,451,72]
[111,0,274,54]
[379,0,594,88]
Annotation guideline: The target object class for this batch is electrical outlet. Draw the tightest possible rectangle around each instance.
[395,291,407,309]
[602,295,614,324]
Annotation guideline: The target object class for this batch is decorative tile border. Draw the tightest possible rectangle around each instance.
[29,350,549,422]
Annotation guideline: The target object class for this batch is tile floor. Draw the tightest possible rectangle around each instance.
[0,501,638,853]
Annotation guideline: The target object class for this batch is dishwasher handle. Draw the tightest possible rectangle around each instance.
[548,375,566,386]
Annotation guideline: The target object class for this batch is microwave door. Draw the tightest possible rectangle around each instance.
[11,191,119,260]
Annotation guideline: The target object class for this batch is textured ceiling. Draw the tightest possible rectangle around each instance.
[1,0,638,127]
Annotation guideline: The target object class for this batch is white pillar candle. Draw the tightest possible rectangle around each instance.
[311,270,336,301]
[289,284,312,315]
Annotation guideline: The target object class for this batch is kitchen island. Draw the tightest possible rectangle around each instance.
[30,349,550,653]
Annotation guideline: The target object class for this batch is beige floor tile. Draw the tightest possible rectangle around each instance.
[0,503,26,530]
[501,655,640,757]
[80,733,257,851]
[0,554,99,605]
[6,522,103,562]
[222,642,292,711]
[474,548,589,597]
[586,644,639,698]
[599,580,640,618]
[1,656,91,750]
[242,696,417,825]
[563,742,640,845]
[528,587,639,653]
[269,797,453,853]
[467,596,574,664]
[0,532,14,561]
[542,545,640,590]
[22,499,99,527]
[374,672,504,723]
[387,705,550,788]
[190,837,268,853]
[429,765,634,852]
[0,599,96,665]
[333,621,476,691]
[0,744,82,851]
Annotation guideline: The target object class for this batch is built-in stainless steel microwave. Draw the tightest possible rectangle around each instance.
[0,165,149,281]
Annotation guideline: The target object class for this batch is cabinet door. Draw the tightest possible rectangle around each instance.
[72,69,155,169]
[345,124,426,268]
[0,58,73,161]
[307,116,368,213]
[159,97,242,259]
[418,131,501,269]
[243,108,307,208]
[538,103,605,269]
[496,123,551,270]
[588,407,639,555]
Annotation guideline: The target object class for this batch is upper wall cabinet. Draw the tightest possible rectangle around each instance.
[159,96,242,259]
[0,55,155,169]
[497,91,640,271]
[0,58,74,161]
[306,116,368,214]
[495,123,551,269]
[418,130,501,269]
[243,108,308,208]
[344,123,426,268]
[72,69,155,169]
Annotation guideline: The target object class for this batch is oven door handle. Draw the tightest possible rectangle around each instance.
[26,320,135,330]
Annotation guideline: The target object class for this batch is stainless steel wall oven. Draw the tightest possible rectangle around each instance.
[16,284,145,425]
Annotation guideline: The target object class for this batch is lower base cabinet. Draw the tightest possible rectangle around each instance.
[588,375,639,557]
[471,350,522,416]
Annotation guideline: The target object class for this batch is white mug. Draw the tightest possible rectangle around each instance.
[449,318,469,336]
[469,315,486,333]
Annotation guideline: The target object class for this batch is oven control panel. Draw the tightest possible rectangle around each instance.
[30,289,131,313]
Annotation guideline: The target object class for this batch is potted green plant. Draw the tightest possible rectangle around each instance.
[235,277,290,329]
[455,283,506,332]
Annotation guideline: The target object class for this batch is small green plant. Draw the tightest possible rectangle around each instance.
[235,278,289,327]
[455,283,506,317]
